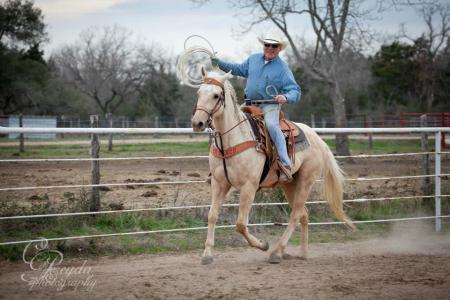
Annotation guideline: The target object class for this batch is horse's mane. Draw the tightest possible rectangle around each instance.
[223,79,240,117]
[205,70,245,122]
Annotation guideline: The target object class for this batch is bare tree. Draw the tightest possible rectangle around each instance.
[52,25,138,115]
[195,0,382,154]
[401,2,449,110]
[195,0,439,154]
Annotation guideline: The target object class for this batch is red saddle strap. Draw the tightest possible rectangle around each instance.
[210,140,257,158]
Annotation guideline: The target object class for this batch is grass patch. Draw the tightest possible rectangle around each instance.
[0,141,209,158]
[324,138,434,154]
[0,138,431,158]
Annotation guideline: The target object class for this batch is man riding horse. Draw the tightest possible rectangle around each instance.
[211,31,301,182]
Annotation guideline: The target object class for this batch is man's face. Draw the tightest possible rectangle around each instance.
[263,43,282,60]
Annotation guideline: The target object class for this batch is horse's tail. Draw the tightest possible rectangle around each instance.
[321,142,356,230]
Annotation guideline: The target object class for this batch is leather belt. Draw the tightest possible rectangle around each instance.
[244,99,278,106]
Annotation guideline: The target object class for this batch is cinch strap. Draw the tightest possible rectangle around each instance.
[210,141,257,158]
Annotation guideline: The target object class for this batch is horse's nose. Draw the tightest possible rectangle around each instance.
[192,120,205,131]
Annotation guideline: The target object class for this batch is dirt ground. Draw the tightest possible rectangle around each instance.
[1,154,449,211]
[0,229,449,300]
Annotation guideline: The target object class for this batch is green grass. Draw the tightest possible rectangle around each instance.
[324,139,435,154]
[0,141,210,158]
[0,138,431,158]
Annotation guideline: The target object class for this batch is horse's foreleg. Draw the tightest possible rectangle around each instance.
[235,185,269,251]
[202,179,230,265]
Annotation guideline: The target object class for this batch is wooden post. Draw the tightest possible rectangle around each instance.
[90,115,101,212]
[106,113,113,151]
[19,114,24,153]
[60,115,65,139]
[420,114,431,196]
[154,116,159,128]
[367,115,373,150]
[311,114,316,128]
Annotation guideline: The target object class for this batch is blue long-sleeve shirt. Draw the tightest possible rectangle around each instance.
[217,53,301,104]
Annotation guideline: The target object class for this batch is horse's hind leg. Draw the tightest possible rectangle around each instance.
[202,178,230,265]
[299,207,309,259]
[269,174,316,264]
[235,183,270,251]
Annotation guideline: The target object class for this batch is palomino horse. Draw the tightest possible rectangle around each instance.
[192,70,355,264]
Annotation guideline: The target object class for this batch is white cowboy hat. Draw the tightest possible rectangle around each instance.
[258,30,288,51]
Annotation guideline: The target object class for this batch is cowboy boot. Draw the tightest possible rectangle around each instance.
[278,163,293,183]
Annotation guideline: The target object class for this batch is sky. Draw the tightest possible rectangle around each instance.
[31,0,437,61]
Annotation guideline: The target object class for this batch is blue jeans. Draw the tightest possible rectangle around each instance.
[261,104,291,168]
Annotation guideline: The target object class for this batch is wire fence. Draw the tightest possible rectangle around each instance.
[0,127,449,246]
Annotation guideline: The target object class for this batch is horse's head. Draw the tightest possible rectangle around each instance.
[191,68,233,132]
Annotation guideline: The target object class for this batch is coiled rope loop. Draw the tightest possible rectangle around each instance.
[176,35,216,88]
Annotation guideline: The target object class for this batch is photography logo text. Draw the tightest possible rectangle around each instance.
[21,238,96,291]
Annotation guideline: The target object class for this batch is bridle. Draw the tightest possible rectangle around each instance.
[192,77,226,128]
[192,76,252,187]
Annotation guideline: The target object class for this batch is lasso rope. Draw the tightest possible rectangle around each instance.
[176,35,216,88]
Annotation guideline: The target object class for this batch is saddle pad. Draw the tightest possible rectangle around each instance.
[293,124,310,151]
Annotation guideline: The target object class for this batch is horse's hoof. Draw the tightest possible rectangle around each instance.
[268,253,282,264]
[201,256,213,265]
[282,253,296,260]
[282,253,307,260]
[260,240,270,251]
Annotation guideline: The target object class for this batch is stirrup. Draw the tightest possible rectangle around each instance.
[278,164,293,183]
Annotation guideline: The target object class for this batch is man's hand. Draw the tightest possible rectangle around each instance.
[211,56,219,67]
[274,95,287,104]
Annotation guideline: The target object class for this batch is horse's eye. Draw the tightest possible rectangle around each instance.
[213,94,219,99]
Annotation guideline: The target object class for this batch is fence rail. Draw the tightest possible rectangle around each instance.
[1,126,450,134]
[0,126,449,245]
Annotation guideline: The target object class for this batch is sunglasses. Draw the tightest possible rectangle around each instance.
[264,43,280,49]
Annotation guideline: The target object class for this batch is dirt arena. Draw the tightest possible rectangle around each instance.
[1,231,449,300]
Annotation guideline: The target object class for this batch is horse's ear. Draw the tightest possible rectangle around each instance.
[201,66,206,77]
[222,70,233,81]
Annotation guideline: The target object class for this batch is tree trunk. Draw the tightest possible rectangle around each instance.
[330,81,350,156]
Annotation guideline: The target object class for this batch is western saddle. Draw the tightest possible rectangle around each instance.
[240,105,309,188]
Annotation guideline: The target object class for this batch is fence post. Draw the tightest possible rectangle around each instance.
[367,115,373,150]
[60,115,65,139]
[154,116,159,128]
[420,115,431,196]
[434,131,441,232]
[90,115,101,212]
[19,114,24,153]
[311,114,315,128]
[106,113,113,151]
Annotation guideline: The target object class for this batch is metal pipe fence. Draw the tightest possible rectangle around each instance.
[0,126,449,245]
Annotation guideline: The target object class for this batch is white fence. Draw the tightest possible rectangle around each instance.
[0,126,449,246]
